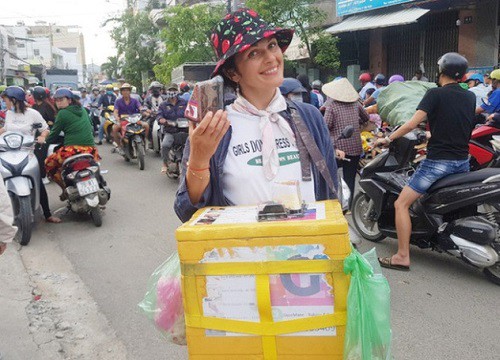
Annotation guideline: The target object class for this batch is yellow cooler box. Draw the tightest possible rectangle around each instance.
[176,200,351,360]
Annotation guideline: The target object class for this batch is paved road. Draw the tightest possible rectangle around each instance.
[26,144,500,360]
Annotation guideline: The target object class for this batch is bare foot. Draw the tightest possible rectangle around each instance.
[161,166,168,174]
[46,216,62,223]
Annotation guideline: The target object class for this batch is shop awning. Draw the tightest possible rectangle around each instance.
[325,7,430,35]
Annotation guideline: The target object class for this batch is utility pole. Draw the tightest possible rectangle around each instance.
[227,0,232,13]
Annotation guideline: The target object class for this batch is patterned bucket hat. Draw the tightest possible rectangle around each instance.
[210,8,294,78]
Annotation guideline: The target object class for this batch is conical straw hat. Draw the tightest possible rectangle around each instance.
[322,78,360,103]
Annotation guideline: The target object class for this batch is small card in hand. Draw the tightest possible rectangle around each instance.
[184,76,224,123]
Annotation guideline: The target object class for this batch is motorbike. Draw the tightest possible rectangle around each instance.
[88,105,101,134]
[164,118,189,178]
[60,153,110,227]
[469,123,500,171]
[351,129,500,285]
[102,105,116,143]
[0,131,41,245]
[118,113,147,170]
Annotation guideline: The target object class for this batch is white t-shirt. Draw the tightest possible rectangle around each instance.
[222,105,316,206]
[4,108,49,136]
[359,82,376,99]
[469,86,489,108]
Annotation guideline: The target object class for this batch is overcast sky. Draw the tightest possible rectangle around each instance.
[0,0,127,65]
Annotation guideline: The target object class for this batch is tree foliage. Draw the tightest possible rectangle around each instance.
[312,34,340,71]
[109,9,160,87]
[100,56,122,79]
[245,0,326,60]
[153,4,225,83]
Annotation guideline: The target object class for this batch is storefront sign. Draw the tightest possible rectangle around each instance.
[337,0,415,16]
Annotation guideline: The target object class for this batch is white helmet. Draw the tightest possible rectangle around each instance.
[311,80,322,90]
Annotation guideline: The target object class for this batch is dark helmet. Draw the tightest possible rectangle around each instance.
[33,86,47,101]
[2,86,26,102]
[437,52,468,80]
[374,74,386,85]
[53,88,74,99]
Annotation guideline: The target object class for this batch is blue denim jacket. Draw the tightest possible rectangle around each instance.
[174,101,338,222]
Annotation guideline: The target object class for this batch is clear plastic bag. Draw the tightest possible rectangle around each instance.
[343,247,392,360]
[138,252,186,345]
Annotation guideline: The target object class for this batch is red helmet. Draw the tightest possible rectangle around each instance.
[179,81,190,92]
[359,73,372,83]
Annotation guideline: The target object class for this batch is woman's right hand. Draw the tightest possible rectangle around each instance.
[188,110,230,167]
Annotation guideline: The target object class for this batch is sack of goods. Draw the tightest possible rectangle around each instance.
[377,81,436,126]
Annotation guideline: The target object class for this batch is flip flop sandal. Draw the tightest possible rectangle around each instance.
[378,256,410,271]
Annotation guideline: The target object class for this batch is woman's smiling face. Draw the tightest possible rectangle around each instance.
[231,37,284,95]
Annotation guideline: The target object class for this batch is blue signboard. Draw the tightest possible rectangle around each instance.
[337,0,415,17]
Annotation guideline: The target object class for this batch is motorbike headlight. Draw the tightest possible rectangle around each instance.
[4,134,23,150]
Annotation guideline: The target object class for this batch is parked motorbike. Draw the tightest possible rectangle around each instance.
[469,124,500,170]
[165,118,189,179]
[60,153,110,227]
[119,113,146,170]
[0,131,41,245]
[351,130,500,285]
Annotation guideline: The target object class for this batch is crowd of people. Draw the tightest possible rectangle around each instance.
[2,7,500,273]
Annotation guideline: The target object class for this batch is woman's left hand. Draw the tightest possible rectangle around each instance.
[36,136,46,145]
[335,149,346,160]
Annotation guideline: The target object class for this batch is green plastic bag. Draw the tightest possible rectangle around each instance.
[138,252,186,345]
[343,248,392,360]
[378,81,437,126]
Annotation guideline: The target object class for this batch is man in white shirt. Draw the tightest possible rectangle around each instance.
[466,73,489,108]
[411,69,429,82]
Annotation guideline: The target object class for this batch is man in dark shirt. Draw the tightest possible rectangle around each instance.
[375,53,476,271]
[157,84,187,173]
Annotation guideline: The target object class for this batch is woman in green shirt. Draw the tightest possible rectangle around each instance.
[45,88,99,190]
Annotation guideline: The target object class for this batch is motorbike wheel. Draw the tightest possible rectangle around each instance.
[13,195,33,246]
[106,128,113,143]
[484,263,500,286]
[351,192,385,242]
[90,207,103,227]
[137,143,145,170]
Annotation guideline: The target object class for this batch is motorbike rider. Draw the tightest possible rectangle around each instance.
[0,86,61,223]
[311,80,325,107]
[45,88,98,193]
[32,86,57,127]
[112,83,149,155]
[90,87,101,104]
[374,52,476,271]
[363,73,386,106]
[80,88,92,108]
[476,69,500,116]
[96,84,117,145]
[157,83,187,174]
[358,72,376,99]
[143,81,166,144]
[179,82,191,102]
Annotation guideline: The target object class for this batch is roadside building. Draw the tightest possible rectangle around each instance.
[326,0,499,83]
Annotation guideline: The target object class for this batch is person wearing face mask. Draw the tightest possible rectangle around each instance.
[322,78,368,207]
[144,81,166,145]
[157,83,187,174]
[279,77,307,103]
[0,86,61,223]
[96,84,117,145]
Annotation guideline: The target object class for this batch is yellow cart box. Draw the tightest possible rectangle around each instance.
[176,200,351,360]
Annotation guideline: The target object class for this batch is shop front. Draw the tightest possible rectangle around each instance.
[327,0,499,81]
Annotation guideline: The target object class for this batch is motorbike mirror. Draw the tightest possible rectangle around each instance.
[338,125,354,140]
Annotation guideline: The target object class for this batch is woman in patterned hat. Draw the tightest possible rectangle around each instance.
[174,8,339,222]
